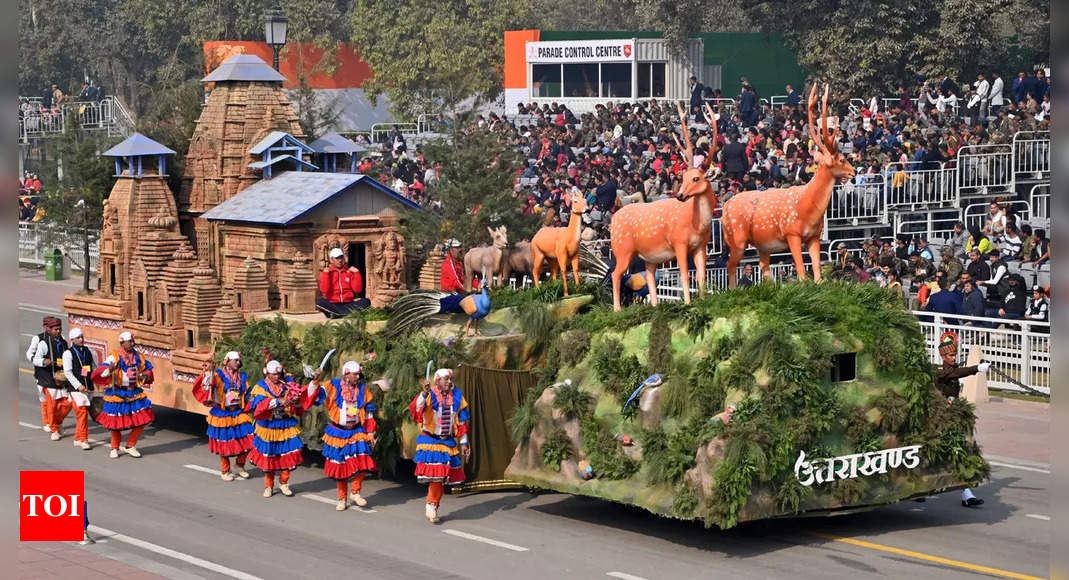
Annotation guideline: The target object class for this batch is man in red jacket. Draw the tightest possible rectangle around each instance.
[318,247,370,319]
[440,239,467,293]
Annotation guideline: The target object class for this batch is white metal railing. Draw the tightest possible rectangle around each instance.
[894,211,961,243]
[18,222,99,272]
[1029,184,1050,221]
[371,123,419,144]
[956,144,1014,196]
[884,162,958,210]
[1012,131,1051,181]
[18,108,66,141]
[18,95,134,143]
[914,311,1049,395]
[827,175,886,225]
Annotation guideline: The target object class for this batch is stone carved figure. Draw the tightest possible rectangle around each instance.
[373,231,405,290]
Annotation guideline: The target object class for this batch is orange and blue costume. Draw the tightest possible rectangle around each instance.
[247,373,315,491]
[194,366,253,474]
[90,347,155,451]
[313,376,377,503]
[410,378,469,518]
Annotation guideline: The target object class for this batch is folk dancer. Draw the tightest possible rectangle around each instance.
[194,352,254,481]
[409,368,470,523]
[308,361,378,511]
[26,316,70,439]
[248,360,316,497]
[61,328,95,449]
[933,331,990,507]
[90,331,155,458]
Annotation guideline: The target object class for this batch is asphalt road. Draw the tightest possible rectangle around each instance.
[17,302,1051,580]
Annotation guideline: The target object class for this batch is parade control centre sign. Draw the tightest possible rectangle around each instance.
[527,39,635,63]
[794,445,923,486]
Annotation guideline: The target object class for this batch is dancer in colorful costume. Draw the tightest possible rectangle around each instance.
[308,361,378,511]
[247,359,316,497]
[409,368,470,523]
[26,316,69,439]
[90,331,155,458]
[194,351,253,481]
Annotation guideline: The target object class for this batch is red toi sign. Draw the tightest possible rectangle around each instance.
[20,471,85,541]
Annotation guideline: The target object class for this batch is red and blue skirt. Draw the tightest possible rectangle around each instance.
[322,423,376,480]
[206,407,253,457]
[96,386,154,431]
[413,432,465,485]
[248,416,303,471]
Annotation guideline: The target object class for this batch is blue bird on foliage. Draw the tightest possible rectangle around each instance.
[623,373,665,412]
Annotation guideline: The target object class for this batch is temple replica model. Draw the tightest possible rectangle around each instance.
[63,65,988,527]
[63,54,418,412]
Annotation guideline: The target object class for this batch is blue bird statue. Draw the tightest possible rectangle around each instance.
[622,373,665,413]
[386,267,493,338]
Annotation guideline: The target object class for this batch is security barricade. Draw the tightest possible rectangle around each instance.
[956,144,1014,197]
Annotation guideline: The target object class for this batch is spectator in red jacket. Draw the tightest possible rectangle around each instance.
[440,239,468,292]
[317,247,370,319]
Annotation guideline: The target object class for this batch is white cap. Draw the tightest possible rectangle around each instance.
[447,239,462,248]
[329,247,344,259]
[434,368,453,380]
[69,328,83,340]
[118,331,133,342]
[224,351,241,362]
[265,360,283,374]
[342,361,362,375]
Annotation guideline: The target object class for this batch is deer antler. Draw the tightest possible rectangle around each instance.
[675,100,694,166]
[701,101,719,170]
[821,84,838,153]
[808,84,829,156]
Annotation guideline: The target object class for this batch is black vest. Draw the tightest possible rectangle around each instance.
[67,344,96,391]
[34,332,69,389]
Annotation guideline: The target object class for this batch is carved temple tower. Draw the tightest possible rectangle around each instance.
[178,54,304,270]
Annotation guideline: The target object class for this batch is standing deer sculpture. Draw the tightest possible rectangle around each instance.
[464,225,508,290]
[722,84,856,287]
[530,190,587,296]
[609,101,719,311]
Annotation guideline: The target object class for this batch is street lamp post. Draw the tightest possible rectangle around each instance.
[264,9,289,71]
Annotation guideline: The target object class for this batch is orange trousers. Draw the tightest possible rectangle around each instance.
[335,473,366,500]
[43,389,89,441]
[427,481,444,507]
[264,470,291,488]
[109,426,144,449]
[220,454,247,473]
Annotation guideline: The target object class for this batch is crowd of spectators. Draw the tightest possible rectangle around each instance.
[18,172,44,222]
[19,81,108,134]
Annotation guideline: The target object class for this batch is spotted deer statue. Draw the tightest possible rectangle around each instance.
[609,101,719,311]
[722,84,856,287]
[530,189,588,296]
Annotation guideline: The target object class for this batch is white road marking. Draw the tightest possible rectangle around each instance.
[989,461,1051,474]
[442,529,529,552]
[18,420,107,446]
[1025,514,1051,521]
[87,524,263,580]
[19,303,65,315]
[300,493,376,513]
[607,573,649,580]
[183,463,221,476]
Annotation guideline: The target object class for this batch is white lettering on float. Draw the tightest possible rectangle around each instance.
[794,445,922,486]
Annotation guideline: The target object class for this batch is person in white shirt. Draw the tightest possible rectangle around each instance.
[61,328,95,449]
[1000,224,1023,261]
[26,316,70,439]
[989,72,1004,115]
[983,202,1006,237]
[975,73,991,119]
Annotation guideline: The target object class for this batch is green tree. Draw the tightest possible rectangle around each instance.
[350,0,533,120]
[400,115,536,250]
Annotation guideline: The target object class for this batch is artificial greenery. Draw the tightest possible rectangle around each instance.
[557,329,592,367]
[553,382,596,421]
[579,415,638,480]
[541,428,572,471]
[214,316,302,386]
[507,399,540,446]
[647,313,673,373]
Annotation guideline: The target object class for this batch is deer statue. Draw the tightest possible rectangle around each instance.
[463,225,508,290]
[530,189,588,296]
[722,84,855,287]
[609,101,719,311]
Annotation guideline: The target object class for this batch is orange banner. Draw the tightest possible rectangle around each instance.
[204,41,374,89]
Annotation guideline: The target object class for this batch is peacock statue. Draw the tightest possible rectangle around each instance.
[579,245,658,306]
[386,267,492,338]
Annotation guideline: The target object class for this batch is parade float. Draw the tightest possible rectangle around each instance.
[61,54,986,525]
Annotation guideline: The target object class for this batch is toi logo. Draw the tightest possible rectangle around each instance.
[20,471,85,541]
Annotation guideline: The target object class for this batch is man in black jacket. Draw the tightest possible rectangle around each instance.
[689,76,705,121]
[721,134,749,181]
[965,248,990,282]
[985,273,1026,323]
